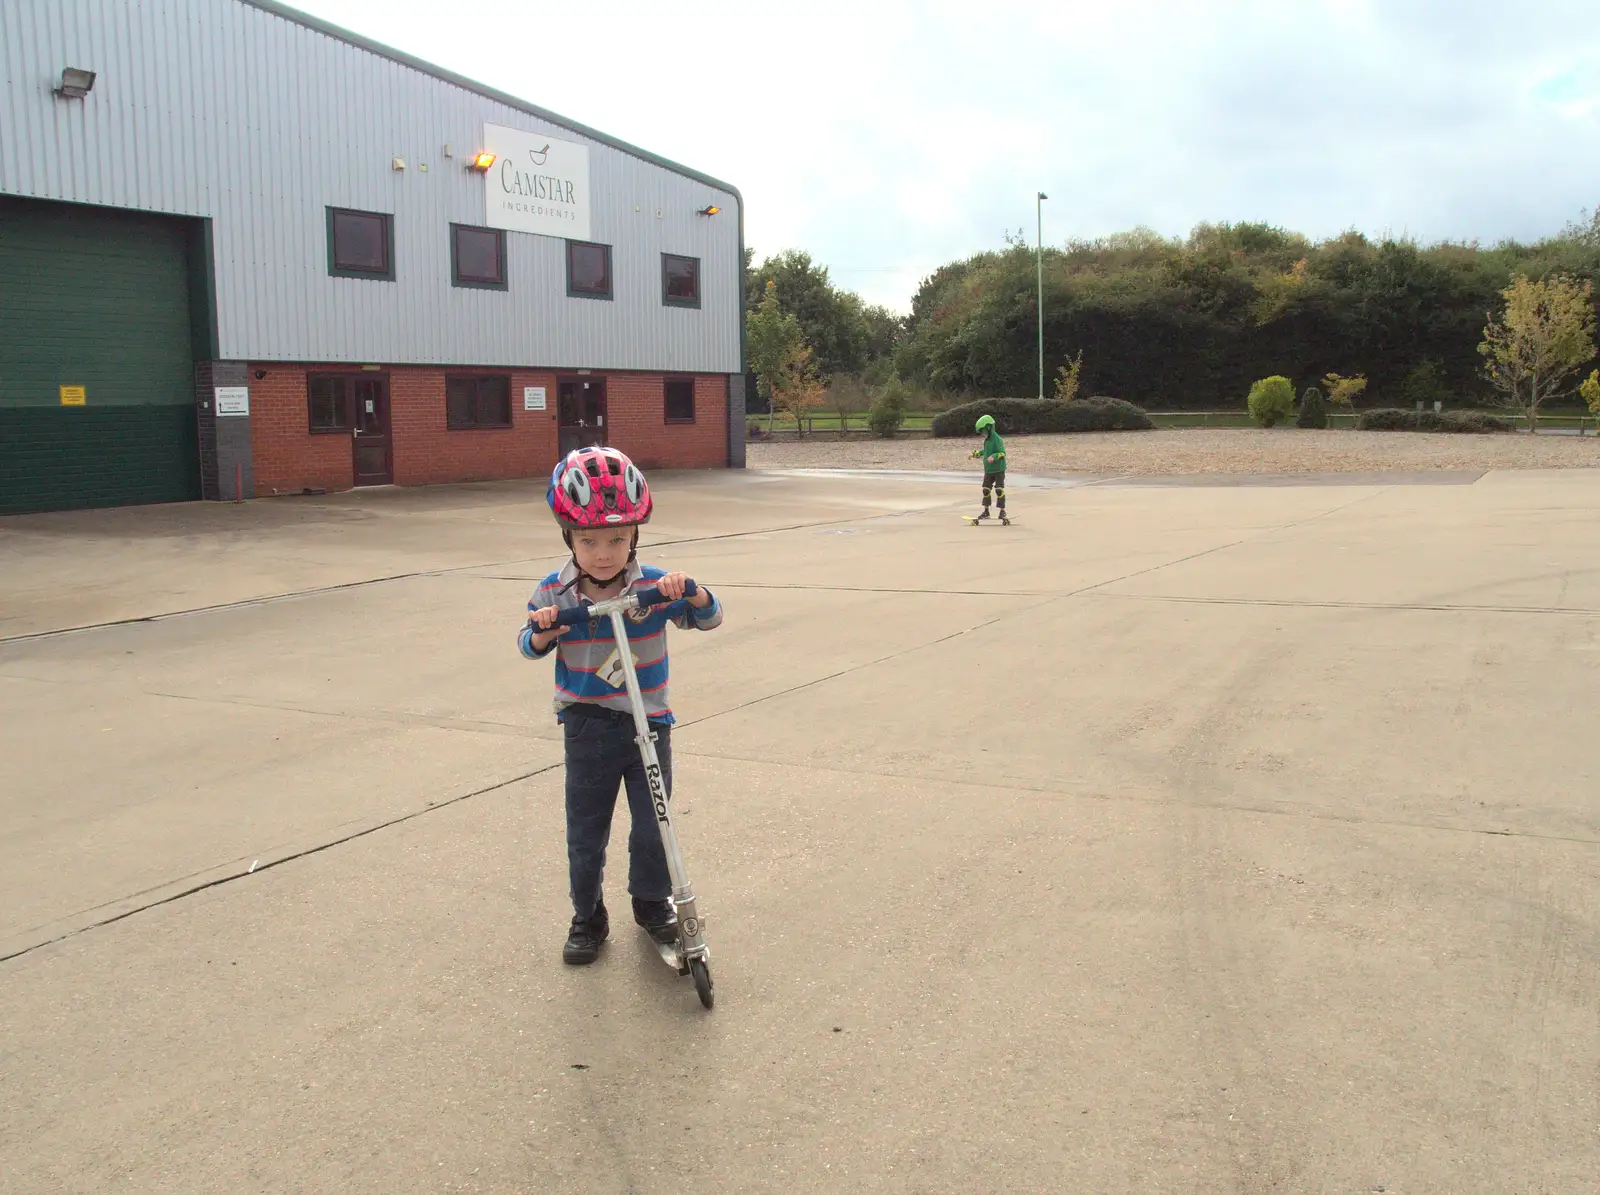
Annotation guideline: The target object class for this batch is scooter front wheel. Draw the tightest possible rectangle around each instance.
[690,958,714,1009]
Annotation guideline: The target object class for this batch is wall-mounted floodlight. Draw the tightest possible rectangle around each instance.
[470,151,496,171]
[697,204,721,217]
[55,67,96,99]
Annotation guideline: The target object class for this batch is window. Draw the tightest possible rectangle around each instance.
[567,241,612,299]
[308,375,350,431]
[327,208,394,279]
[446,374,512,429]
[662,253,700,308]
[309,374,391,433]
[664,377,696,423]
[451,224,506,289]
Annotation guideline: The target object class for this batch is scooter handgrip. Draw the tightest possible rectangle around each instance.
[553,603,600,628]
[631,579,697,609]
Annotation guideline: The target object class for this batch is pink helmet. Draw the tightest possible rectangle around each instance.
[547,446,653,529]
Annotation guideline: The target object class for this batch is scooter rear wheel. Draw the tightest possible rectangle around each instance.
[690,958,714,1009]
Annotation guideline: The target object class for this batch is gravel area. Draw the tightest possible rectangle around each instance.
[748,428,1600,477]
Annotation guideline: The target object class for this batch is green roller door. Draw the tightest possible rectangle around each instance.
[0,196,202,514]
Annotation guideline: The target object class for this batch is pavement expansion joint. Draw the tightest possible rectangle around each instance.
[0,762,562,966]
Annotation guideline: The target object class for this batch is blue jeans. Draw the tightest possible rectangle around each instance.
[563,711,672,920]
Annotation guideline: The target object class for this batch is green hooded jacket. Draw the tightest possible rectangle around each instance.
[976,429,1007,475]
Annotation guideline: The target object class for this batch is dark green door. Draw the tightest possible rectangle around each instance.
[0,196,201,514]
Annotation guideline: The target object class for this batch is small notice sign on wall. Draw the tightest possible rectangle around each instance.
[524,386,547,411]
[59,385,86,406]
[215,387,250,417]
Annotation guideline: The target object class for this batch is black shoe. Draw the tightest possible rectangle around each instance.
[975,510,991,520]
[562,901,609,965]
[632,897,678,946]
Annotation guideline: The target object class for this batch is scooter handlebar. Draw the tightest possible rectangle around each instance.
[550,579,698,627]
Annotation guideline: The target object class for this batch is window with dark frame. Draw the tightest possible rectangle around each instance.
[446,374,513,430]
[566,241,612,299]
[664,377,696,423]
[662,253,700,308]
[308,375,351,431]
[327,207,394,279]
[451,224,506,289]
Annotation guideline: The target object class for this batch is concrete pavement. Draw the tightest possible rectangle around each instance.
[2,468,1597,1192]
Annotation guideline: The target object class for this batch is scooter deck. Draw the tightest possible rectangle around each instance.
[654,938,687,973]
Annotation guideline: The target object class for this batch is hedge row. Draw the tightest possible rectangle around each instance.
[930,396,1152,438]
[1355,408,1515,433]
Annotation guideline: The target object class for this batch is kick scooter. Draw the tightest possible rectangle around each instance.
[553,580,714,1009]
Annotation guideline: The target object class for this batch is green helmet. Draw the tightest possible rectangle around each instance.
[975,414,996,433]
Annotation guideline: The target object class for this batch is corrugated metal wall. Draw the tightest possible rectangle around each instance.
[0,0,742,373]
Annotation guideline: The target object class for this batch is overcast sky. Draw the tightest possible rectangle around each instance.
[292,0,1600,312]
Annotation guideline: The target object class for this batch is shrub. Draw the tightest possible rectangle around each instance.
[1296,385,1327,429]
[930,396,1152,437]
[1323,372,1370,414]
[868,381,909,438]
[1580,369,1600,417]
[1397,360,1448,410]
[1247,376,1296,427]
[1357,408,1514,433]
[746,417,765,440]
[1053,350,1084,402]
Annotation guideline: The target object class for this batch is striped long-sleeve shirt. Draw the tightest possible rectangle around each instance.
[517,560,723,726]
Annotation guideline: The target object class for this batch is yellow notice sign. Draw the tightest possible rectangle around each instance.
[59,385,86,406]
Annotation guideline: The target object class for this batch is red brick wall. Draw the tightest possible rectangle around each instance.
[392,369,559,487]
[248,364,726,496]
[248,367,350,496]
[604,373,727,471]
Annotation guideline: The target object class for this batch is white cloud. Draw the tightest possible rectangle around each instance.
[289,0,1600,311]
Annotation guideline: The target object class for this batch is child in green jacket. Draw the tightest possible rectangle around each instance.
[971,414,1008,523]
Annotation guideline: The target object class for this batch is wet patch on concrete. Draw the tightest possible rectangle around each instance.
[1091,469,1488,488]
[764,468,1102,489]
[764,467,1488,489]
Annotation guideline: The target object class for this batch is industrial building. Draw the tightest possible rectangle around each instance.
[0,0,745,514]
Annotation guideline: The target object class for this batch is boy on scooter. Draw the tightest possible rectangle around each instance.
[519,446,723,965]
[971,414,1009,523]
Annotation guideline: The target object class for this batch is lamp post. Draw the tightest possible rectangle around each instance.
[1036,191,1048,399]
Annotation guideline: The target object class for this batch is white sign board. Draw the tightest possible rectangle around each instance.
[524,386,547,411]
[482,124,591,242]
[215,386,250,417]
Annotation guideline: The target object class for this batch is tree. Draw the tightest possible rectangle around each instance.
[769,339,825,435]
[746,250,871,379]
[1565,205,1600,250]
[826,373,871,432]
[891,208,1600,409]
[1478,274,1598,432]
[861,304,905,366]
[1322,373,1369,422]
[746,280,805,432]
[1053,350,1084,402]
